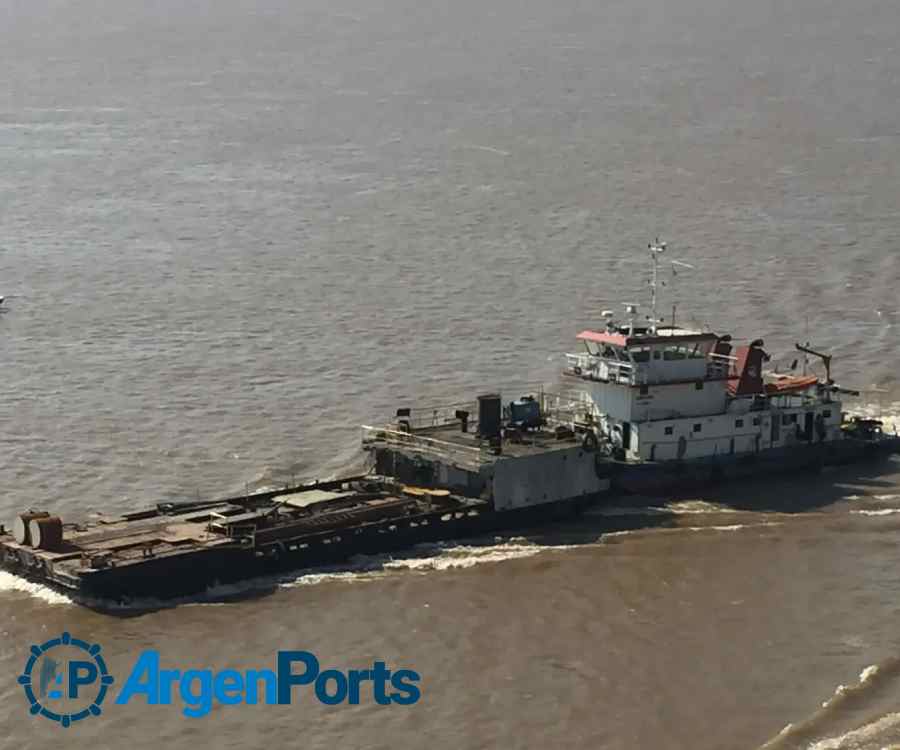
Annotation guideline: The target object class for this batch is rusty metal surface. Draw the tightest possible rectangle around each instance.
[0,476,474,582]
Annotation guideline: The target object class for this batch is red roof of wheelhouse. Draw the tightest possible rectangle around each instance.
[576,329,718,347]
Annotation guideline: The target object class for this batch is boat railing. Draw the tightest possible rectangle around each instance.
[391,381,558,430]
[391,401,479,430]
[565,353,634,384]
[361,425,491,466]
[535,388,596,427]
[361,388,588,461]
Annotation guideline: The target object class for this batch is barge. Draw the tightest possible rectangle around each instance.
[0,396,610,601]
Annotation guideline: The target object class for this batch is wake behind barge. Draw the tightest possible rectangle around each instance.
[0,396,610,601]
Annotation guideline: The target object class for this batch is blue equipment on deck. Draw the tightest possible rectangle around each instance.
[507,396,543,430]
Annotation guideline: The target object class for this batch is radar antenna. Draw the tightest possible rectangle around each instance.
[623,303,639,336]
[647,240,694,333]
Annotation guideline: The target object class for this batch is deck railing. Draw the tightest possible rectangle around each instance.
[567,351,737,385]
[360,424,490,467]
[361,386,594,463]
[565,353,634,384]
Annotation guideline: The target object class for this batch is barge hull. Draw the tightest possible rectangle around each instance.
[612,437,900,495]
[1,491,601,601]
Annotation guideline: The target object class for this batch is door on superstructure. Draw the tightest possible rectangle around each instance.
[771,416,780,445]
[804,412,814,442]
[622,421,632,452]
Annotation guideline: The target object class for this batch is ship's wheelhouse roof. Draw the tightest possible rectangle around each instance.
[576,328,718,348]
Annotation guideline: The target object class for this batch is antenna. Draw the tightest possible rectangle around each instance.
[647,239,694,333]
[623,303,638,336]
[802,316,810,375]
[601,309,616,332]
[648,239,666,333]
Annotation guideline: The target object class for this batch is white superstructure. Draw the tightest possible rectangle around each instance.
[563,243,848,464]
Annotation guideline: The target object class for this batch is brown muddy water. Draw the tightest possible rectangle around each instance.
[2,0,900,747]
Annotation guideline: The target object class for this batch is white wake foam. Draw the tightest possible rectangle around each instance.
[758,662,900,750]
[0,536,579,610]
[807,711,900,750]
[0,571,74,606]
[589,501,732,518]
[682,521,783,533]
[281,538,576,587]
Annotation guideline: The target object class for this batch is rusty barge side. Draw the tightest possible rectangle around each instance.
[0,477,493,600]
[0,422,612,602]
[0,395,613,602]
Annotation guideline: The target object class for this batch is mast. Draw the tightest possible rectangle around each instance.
[647,239,693,333]
[648,239,666,334]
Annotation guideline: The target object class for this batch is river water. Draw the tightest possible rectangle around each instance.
[2,0,900,747]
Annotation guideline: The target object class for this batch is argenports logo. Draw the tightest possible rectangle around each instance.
[18,632,115,727]
[21,633,421,724]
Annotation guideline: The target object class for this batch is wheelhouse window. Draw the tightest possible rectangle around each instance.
[629,346,651,363]
[735,419,744,428]
[692,423,702,433]
[664,426,674,435]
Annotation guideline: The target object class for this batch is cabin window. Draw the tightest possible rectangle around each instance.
[782,414,797,425]
[639,385,649,395]
[663,345,688,361]
[823,409,831,418]
[695,381,704,390]
[692,423,702,433]
[735,419,744,428]
[653,350,661,360]
[752,417,761,426]
[664,426,674,435]
[629,346,651,363]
